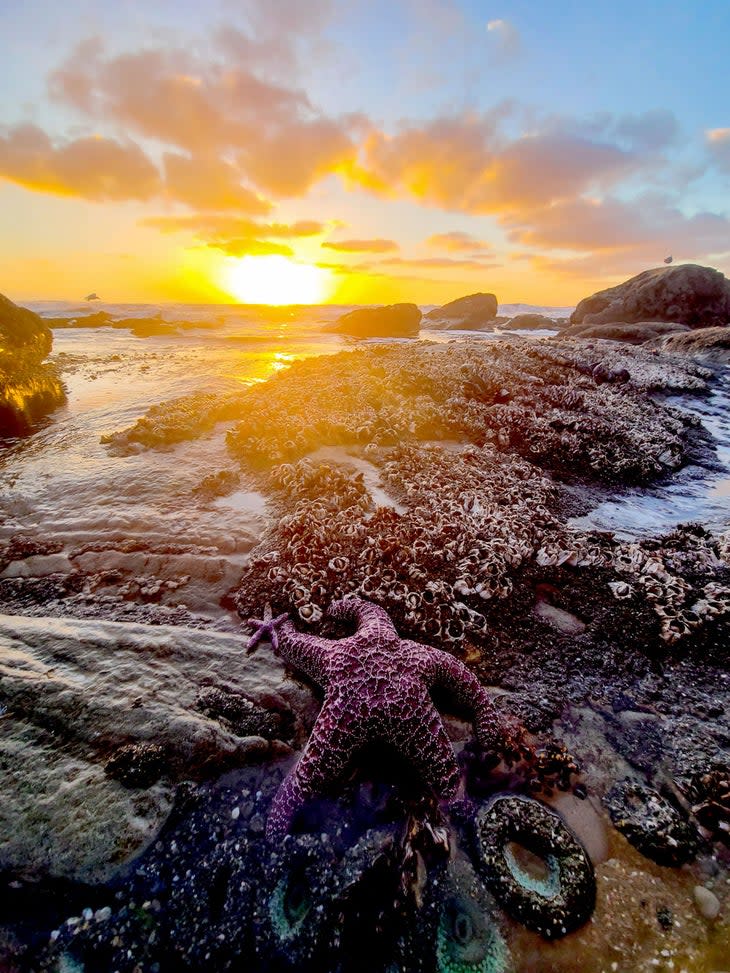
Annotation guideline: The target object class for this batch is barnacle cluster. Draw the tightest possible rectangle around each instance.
[236,444,556,645]
[676,764,730,843]
[607,527,730,642]
[231,342,728,651]
[226,342,704,484]
[101,390,245,454]
[547,339,713,393]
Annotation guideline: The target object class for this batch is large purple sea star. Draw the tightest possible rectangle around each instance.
[247,597,517,840]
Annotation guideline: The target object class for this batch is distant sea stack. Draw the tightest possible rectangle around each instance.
[570,264,730,329]
[424,292,498,330]
[332,303,422,338]
[0,293,65,436]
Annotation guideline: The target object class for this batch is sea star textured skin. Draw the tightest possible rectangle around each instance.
[247,597,513,840]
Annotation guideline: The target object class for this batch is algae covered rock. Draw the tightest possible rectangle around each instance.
[0,293,65,435]
[570,264,730,328]
[332,303,422,337]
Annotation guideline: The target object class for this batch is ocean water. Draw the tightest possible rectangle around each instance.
[570,369,730,537]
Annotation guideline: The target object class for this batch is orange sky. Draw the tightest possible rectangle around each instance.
[1,0,729,306]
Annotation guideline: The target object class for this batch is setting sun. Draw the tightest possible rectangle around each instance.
[222,255,331,305]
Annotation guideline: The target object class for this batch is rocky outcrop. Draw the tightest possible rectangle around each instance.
[48,311,113,328]
[0,293,65,435]
[570,264,730,328]
[424,292,498,329]
[332,303,422,338]
[116,316,179,338]
[645,326,730,362]
[48,313,217,338]
[561,321,690,345]
[499,312,558,331]
[0,613,315,882]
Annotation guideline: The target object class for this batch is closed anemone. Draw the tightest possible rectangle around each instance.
[437,895,511,973]
[269,867,313,942]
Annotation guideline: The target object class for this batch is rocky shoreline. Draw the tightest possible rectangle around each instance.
[2,267,729,972]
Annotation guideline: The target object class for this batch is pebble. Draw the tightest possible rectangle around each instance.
[231,806,240,820]
[693,884,721,919]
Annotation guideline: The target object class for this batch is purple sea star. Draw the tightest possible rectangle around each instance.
[246,596,517,840]
[246,603,288,653]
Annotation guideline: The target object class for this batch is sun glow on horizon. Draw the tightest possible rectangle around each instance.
[222,255,331,305]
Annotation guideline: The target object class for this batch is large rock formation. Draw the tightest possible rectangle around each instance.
[332,303,422,338]
[424,292,498,329]
[570,264,730,329]
[0,293,65,436]
[0,613,314,882]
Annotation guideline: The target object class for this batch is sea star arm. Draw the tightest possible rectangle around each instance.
[266,702,361,840]
[397,704,461,802]
[274,619,333,689]
[406,642,516,753]
[326,597,399,644]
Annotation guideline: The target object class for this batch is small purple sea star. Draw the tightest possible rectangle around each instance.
[246,597,517,840]
[246,603,289,653]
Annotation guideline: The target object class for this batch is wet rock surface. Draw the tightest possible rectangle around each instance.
[0,293,65,436]
[0,614,310,883]
[570,263,730,328]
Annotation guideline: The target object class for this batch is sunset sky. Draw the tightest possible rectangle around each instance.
[2,0,729,306]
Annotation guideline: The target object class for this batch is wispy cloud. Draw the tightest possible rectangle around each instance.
[707,127,730,143]
[162,153,271,213]
[141,215,326,238]
[207,239,294,258]
[322,238,399,253]
[706,127,730,173]
[426,231,491,252]
[379,255,499,272]
[486,19,521,60]
[518,193,730,278]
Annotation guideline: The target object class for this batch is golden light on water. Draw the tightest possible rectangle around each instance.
[222,255,331,305]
